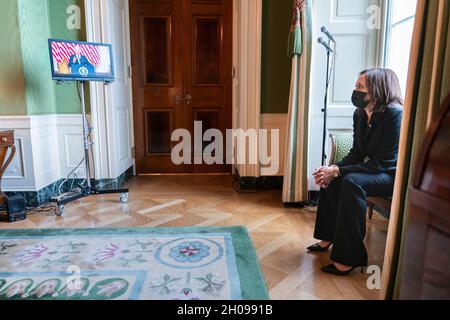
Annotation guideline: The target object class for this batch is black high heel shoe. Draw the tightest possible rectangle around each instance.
[306,242,333,252]
[321,264,365,276]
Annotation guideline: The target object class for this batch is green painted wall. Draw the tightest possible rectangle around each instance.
[261,0,292,114]
[19,0,56,115]
[0,0,27,116]
[0,0,86,116]
[48,0,87,114]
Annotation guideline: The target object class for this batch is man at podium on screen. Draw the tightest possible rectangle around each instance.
[68,44,95,77]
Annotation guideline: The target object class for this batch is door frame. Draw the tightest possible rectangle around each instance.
[84,0,135,179]
[84,0,262,177]
[233,0,262,178]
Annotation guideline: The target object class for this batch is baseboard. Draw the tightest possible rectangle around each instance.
[233,173,283,192]
[233,172,319,208]
[283,191,318,208]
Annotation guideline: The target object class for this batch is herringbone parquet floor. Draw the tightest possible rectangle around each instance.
[0,175,388,300]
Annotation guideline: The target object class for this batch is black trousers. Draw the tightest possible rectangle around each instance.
[313,172,395,267]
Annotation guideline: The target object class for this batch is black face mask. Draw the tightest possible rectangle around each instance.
[352,90,369,109]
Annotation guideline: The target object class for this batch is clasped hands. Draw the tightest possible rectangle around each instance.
[313,165,340,189]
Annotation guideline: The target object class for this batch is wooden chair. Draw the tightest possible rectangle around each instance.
[0,131,16,206]
[367,197,391,220]
[329,132,391,220]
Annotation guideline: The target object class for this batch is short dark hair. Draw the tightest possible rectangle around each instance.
[360,68,404,112]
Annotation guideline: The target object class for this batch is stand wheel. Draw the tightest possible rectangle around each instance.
[120,193,129,204]
[54,205,65,217]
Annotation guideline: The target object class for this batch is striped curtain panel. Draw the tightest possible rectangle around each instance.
[381,0,450,299]
[282,0,313,204]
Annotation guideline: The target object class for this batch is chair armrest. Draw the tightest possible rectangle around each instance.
[329,134,337,166]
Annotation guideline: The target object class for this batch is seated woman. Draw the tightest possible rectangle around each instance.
[309,68,403,276]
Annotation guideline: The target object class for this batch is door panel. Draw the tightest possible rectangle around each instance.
[146,110,173,154]
[194,17,221,85]
[130,0,232,174]
[130,0,185,173]
[142,17,171,84]
[184,0,232,173]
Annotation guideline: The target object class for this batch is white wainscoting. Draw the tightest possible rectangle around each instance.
[56,115,85,179]
[260,114,287,177]
[0,115,85,192]
[29,116,61,191]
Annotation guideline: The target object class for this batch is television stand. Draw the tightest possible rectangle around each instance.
[50,81,129,217]
[51,186,129,216]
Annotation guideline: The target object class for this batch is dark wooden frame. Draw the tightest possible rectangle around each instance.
[399,94,450,300]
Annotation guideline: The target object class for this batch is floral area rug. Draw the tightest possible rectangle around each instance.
[0,226,269,300]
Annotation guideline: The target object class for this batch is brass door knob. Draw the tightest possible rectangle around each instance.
[174,94,182,105]
[1,137,8,143]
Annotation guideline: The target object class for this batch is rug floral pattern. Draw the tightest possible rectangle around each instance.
[0,228,260,300]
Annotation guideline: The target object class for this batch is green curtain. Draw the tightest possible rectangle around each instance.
[381,0,450,299]
[282,0,313,204]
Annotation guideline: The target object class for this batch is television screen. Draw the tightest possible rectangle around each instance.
[48,39,115,82]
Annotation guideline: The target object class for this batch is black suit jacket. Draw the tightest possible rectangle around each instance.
[336,103,403,176]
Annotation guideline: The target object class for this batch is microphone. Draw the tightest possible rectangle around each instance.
[318,37,334,53]
[321,26,336,43]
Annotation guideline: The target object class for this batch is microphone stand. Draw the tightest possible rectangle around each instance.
[320,39,334,167]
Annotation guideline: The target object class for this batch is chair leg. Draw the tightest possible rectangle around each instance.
[368,202,374,220]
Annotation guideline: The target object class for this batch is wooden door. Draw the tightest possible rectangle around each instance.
[130,0,232,174]
[130,0,184,174]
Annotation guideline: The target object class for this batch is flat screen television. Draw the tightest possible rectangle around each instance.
[48,39,115,82]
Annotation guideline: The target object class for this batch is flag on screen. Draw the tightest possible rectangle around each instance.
[51,41,100,66]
